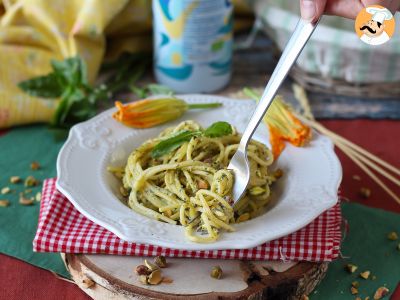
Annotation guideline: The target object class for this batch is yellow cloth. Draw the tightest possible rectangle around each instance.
[0,0,251,128]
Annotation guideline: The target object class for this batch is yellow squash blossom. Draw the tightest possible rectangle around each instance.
[113,98,221,128]
[265,96,312,158]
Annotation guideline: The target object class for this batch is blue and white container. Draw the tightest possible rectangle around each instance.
[153,0,233,93]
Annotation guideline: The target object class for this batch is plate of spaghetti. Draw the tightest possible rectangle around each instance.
[57,94,342,250]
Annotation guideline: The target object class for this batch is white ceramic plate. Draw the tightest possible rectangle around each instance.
[57,94,342,250]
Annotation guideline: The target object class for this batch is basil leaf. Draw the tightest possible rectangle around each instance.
[18,73,63,98]
[151,130,200,158]
[146,84,175,96]
[51,56,87,85]
[204,121,232,138]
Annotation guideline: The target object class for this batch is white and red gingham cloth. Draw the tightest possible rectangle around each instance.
[33,178,342,261]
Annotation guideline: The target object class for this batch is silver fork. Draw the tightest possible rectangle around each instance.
[228,18,320,206]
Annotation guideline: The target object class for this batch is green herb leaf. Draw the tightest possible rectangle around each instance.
[51,56,87,86]
[18,73,64,98]
[151,130,200,158]
[204,121,232,138]
[147,84,175,96]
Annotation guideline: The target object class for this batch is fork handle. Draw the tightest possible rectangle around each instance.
[239,18,319,151]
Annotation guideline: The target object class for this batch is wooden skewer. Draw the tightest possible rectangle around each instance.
[335,142,400,205]
[292,83,400,205]
[343,144,400,187]
[305,117,400,187]
[299,116,400,177]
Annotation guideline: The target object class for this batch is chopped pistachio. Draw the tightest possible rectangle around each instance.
[35,192,42,202]
[138,275,148,285]
[249,186,265,196]
[135,265,151,276]
[236,213,250,223]
[352,281,359,288]
[19,193,34,206]
[355,297,362,300]
[273,169,284,179]
[372,275,377,280]
[210,266,223,279]
[148,269,162,285]
[0,200,10,207]
[366,297,370,300]
[359,187,371,198]
[154,256,167,268]
[119,186,129,197]
[24,176,39,187]
[351,286,358,295]
[352,175,361,181]
[373,287,389,299]
[1,187,11,194]
[144,259,159,271]
[359,271,370,279]
[10,176,21,184]
[345,264,358,273]
[81,278,95,289]
[387,231,398,241]
[30,161,40,170]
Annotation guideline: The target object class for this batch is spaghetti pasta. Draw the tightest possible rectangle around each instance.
[114,120,280,243]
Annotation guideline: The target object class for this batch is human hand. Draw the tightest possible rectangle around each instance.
[300,0,400,21]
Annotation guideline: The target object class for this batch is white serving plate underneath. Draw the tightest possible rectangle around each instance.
[57,94,342,250]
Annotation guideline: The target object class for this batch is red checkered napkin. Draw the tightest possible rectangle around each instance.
[33,179,341,261]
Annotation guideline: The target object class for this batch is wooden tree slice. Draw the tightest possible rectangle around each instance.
[63,254,328,300]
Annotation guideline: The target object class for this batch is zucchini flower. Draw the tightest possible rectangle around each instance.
[266,95,312,158]
[243,88,312,158]
[113,98,221,128]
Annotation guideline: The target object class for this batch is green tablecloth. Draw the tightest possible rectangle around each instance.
[0,126,399,298]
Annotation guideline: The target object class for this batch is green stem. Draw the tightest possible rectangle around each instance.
[187,103,222,109]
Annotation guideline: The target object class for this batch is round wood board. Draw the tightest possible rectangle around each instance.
[63,254,328,300]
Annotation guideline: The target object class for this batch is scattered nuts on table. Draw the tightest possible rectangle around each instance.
[300,295,309,300]
[35,192,42,202]
[345,264,358,273]
[30,161,40,170]
[351,281,359,288]
[10,176,21,184]
[144,259,160,271]
[136,257,167,285]
[81,278,95,289]
[350,286,358,295]
[387,231,398,240]
[148,269,162,285]
[359,187,371,198]
[210,266,223,279]
[24,176,39,187]
[135,265,151,276]
[0,200,10,207]
[24,189,32,194]
[373,286,389,299]
[355,297,362,300]
[154,255,167,268]
[397,243,400,251]
[1,187,11,194]
[19,193,34,206]
[139,275,148,285]
[359,270,370,279]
